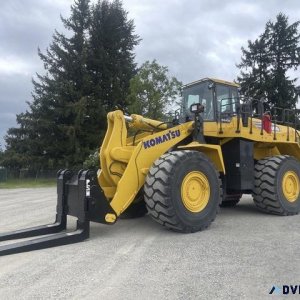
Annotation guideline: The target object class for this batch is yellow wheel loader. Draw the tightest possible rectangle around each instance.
[1,78,300,255]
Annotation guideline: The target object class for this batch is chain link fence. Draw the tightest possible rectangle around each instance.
[2,168,58,181]
[0,167,7,182]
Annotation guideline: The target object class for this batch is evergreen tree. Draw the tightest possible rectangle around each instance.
[237,13,300,111]
[3,0,139,171]
[5,0,91,169]
[237,33,271,99]
[88,0,140,111]
[267,13,300,109]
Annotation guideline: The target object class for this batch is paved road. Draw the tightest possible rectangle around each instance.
[0,188,299,299]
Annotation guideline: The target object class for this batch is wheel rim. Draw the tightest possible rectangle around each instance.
[181,171,210,212]
[282,171,300,203]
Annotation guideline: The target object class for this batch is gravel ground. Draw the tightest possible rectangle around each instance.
[0,187,299,299]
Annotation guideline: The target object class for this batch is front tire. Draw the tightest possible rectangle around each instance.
[253,155,300,215]
[144,151,222,232]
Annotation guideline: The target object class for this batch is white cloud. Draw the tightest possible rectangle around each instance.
[0,56,33,75]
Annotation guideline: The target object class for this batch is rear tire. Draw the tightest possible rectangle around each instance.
[253,155,300,215]
[144,151,222,232]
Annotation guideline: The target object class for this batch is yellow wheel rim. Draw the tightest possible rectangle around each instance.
[181,171,210,212]
[282,171,300,203]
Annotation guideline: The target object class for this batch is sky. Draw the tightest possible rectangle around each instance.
[1,0,300,148]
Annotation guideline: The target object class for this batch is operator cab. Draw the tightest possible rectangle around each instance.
[182,78,240,121]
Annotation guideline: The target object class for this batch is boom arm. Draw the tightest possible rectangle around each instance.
[98,110,194,220]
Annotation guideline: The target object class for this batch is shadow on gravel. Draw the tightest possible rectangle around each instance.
[220,202,272,216]
[89,214,177,240]
[88,198,282,241]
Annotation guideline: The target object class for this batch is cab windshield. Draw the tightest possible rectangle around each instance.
[182,81,214,120]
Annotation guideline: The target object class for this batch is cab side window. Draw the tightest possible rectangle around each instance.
[216,85,231,114]
[184,81,214,120]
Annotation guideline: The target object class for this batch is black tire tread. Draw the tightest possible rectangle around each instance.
[144,150,222,232]
[253,155,299,216]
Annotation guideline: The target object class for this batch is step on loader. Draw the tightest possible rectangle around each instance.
[1,78,300,256]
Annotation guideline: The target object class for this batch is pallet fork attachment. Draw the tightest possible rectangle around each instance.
[0,169,116,256]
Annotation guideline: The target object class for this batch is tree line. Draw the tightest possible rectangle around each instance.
[237,13,300,112]
[1,3,300,173]
[1,0,180,172]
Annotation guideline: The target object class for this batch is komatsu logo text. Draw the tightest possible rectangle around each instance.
[143,130,181,149]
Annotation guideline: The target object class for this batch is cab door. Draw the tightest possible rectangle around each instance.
[216,84,231,116]
[215,84,238,131]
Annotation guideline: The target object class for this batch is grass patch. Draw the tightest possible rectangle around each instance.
[0,178,56,189]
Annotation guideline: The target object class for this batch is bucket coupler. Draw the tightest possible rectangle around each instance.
[0,169,116,256]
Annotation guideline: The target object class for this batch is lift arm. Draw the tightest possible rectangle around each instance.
[98,110,194,219]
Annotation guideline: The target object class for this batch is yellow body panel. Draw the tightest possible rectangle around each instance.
[178,142,225,173]
[204,116,300,160]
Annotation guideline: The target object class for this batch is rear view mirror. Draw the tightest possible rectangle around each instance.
[190,103,205,114]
